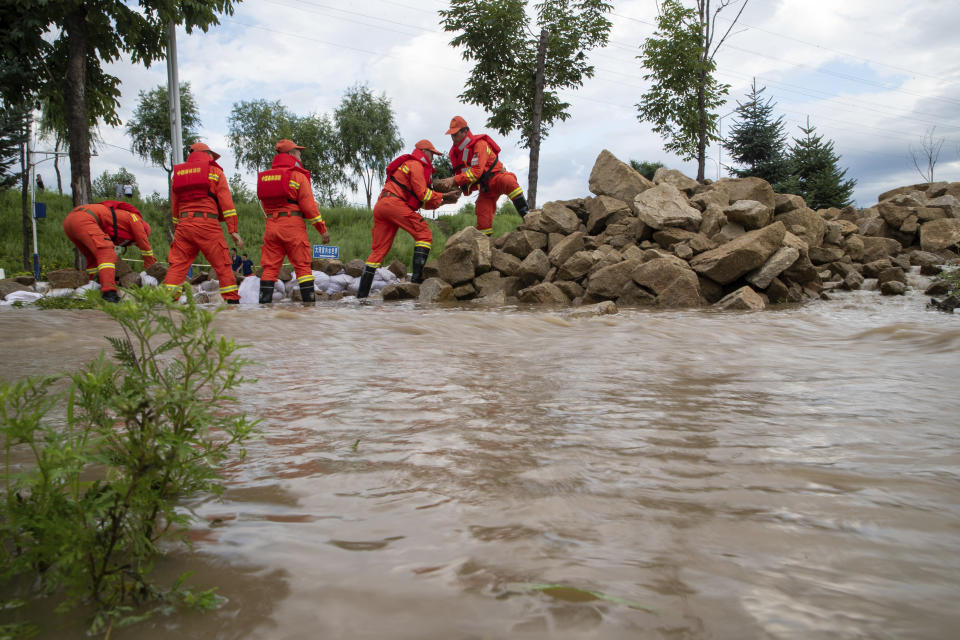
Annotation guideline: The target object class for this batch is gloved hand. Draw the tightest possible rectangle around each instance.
[441,190,461,205]
[433,177,456,191]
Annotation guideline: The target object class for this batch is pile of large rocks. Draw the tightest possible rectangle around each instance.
[388,149,960,310]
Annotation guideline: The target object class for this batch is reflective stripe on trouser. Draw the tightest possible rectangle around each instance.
[163,219,240,300]
[260,218,312,283]
[365,197,433,266]
[62,210,119,292]
[475,171,522,236]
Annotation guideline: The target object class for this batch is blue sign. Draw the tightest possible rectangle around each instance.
[312,245,340,259]
[34,202,46,219]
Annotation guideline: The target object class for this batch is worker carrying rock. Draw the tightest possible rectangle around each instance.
[164,142,243,303]
[437,115,529,236]
[256,139,331,304]
[62,200,156,302]
[357,140,460,299]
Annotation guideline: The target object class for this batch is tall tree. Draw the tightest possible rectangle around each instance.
[723,78,789,187]
[0,99,29,191]
[909,126,944,183]
[636,0,749,182]
[440,0,613,209]
[126,82,201,188]
[227,100,349,205]
[333,84,403,209]
[0,1,237,207]
[780,117,856,210]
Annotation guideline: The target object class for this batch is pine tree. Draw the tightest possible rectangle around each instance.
[782,117,856,210]
[723,79,789,187]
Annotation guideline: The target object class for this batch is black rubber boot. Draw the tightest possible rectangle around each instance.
[101,289,120,303]
[410,246,430,284]
[259,280,275,304]
[511,194,529,218]
[357,265,376,299]
[226,299,239,305]
[299,280,315,303]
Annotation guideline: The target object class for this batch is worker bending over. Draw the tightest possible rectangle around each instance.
[62,200,155,302]
[358,140,459,299]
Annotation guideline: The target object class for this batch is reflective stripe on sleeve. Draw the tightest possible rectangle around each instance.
[219,284,238,294]
[141,250,154,256]
[289,181,300,189]
[422,188,433,203]
[223,209,237,218]
[98,263,116,271]
[508,187,523,199]
[208,173,220,181]
[479,228,493,236]
[465,168,477,184]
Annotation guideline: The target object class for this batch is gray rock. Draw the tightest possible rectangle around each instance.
[438,244,476,285]
[0,279,30,299]
[387,259,407,279]
[774,207,827,248]
[920,219,960,252]
[566,300,618,317]
[539,201,582,235]
[554,280,585,300]
[452,281,477,300]
[653,167,700,193]
[585,195,632,234]
[699,204,727,237]
[518,248,550,285]
[586,259,643,299]
[877,267,907,286]
[548,232,586,268]
[746,246,800,289]
[588,149,655,207]
[518,282,569,304]
[925,195,960,218]
[446,226,492,273]
[380,282,420,300]
[690,222,786,285]
[724,199,773,230]
[502,229,547,259]
[775,193,806,214]
[860,236,903,262]
[714,285,766,310]
[47,269,89,289]
[808,245,846,265]
[880,280,907,296]
[715,177,776,212]
[491,249,522,277]
[557,250,598,281]
[418,277,455,302]
[634,183,702,231]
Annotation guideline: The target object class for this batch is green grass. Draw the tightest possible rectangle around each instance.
[0,190,522,278]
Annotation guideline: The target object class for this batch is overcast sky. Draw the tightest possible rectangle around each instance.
[46,0,960,211]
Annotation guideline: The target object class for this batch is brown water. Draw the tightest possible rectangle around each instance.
[2,288,960,639]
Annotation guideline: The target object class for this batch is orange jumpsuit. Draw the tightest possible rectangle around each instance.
[366,152,441,268]
[164,151,240,301]
[62,201,155,292]
[257,154,328,286]
[450,132,524,236]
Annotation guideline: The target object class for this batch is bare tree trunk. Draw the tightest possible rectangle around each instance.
[527,29,548,211]
[54,135,63,194]
[696,69,707,183]
[64,5,92,206]
[20,133,30,270]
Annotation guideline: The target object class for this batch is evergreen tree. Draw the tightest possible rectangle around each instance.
[781,118,856,209]
[723,79,789,187]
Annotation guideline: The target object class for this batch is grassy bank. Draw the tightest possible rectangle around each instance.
[0,190,522,278]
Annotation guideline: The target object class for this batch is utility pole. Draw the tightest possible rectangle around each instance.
[167,20,184,167]
[528,28,548,211]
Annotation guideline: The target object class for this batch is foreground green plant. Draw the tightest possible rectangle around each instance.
[0,287,257,635]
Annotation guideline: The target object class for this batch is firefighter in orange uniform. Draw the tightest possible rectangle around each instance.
[62,200,156,302]
[357,140,459,299]
[164,142,243,303]
[443,116,528,237]
[256,139,331,304]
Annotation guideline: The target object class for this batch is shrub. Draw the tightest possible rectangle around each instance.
[0,287,257,635]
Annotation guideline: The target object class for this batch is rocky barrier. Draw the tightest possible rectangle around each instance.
[2,150,958,311]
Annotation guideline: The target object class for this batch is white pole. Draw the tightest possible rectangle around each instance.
[167,20,184,166]
[27,115,40,280]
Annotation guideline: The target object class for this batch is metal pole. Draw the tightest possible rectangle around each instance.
[27,115,40,280]
[167,20,184,166]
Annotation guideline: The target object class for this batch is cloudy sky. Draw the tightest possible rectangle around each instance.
[48,0,960,211]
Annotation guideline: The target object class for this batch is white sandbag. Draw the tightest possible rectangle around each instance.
[312,270,331,291]
[238,275,260,304]
[199,279,220,293]
[370,280,388,293]
[35,281,50,293]
[139,272,158,288]
[48,288,76,298]
[343,275,359,295]
[4,290,44,303]
[76,282,100,294]
[274,279,286,297]
[374,267,398,284]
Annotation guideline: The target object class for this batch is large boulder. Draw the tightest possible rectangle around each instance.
[724,200,772,230]
[548,232,585,268]
[631,258,702,307]
[859,236,902,262]
[518,282,569,304]
[585,195,632,234]
[714,285,766,311]
[774,207,827,248]
[557,250,599,281]
[146,261,168,281]
[381,282,420,300]
[537,202,581,235]
[0,279,29,299]
[926,195,960,218]
[920,219,960,252]
[715,177,776,212]
[689,222,786,284]
[518,248,550,285]
[746,246,800,290]
[445,226,492,273]
[502,229,547,259]
[47,269,89,289]
[437,244,476,285]
[585,259,643,299]
[491,249,522,277]
[634,183,702,231]
[653,167,700,194]
[418,277,455,303]
[588,149,654,207]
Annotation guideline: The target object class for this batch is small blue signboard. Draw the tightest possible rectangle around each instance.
[34,202,46,219]
[312,245,340,260]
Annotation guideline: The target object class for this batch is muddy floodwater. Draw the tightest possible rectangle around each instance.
[1,289,959,639]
